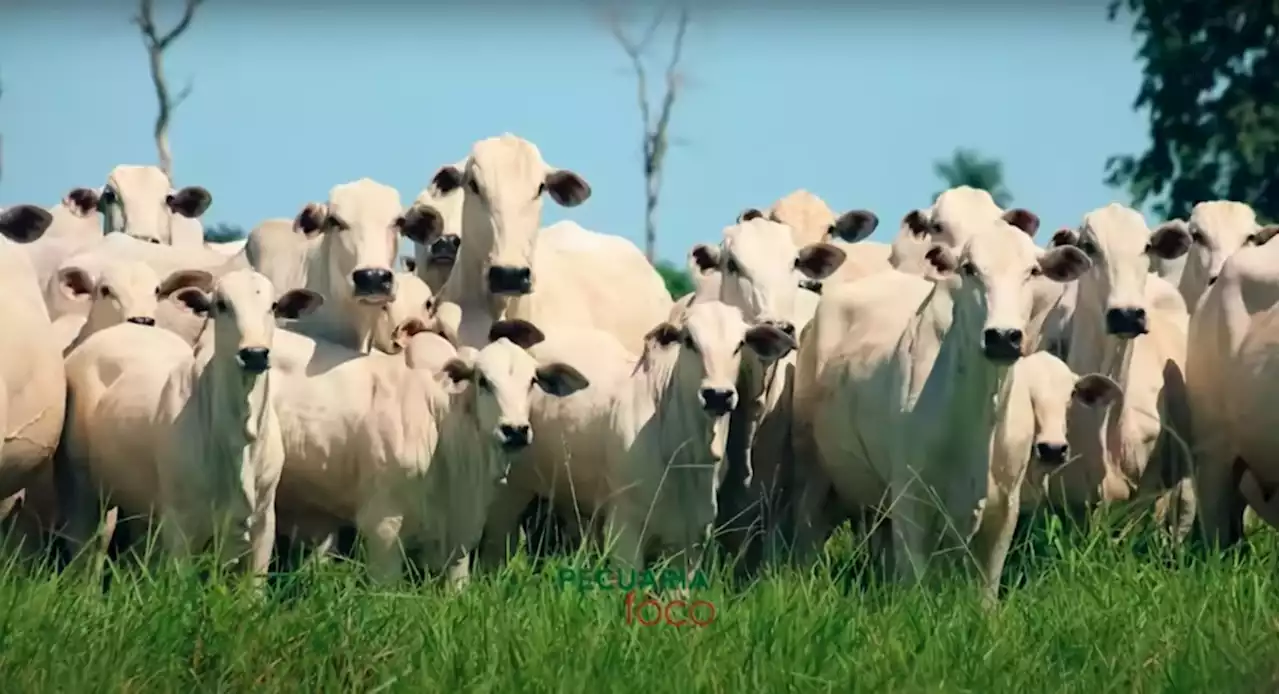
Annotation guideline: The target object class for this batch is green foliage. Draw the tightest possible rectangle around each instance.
[654,259,694,299]
[204,223,246,244]
[0,522,1274,692]
[932,148,1014,208]
[1105,0,1278,221]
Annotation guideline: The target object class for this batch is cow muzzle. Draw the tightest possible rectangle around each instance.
[496,422,532,451]
[236,347,271,374]
[699,387,737,416]
[428,235,461,265]
[981,327,1023,364]
[1034,441,1069,465]
[126,316,157,327]
[351,268,396,303]
[1104,306,1148,338]
[487,266,533,295]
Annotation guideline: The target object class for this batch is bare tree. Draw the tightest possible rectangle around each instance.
[135,0,205,179]
[608,5,691,263]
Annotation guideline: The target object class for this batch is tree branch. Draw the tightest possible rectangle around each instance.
[607,4,692,264]
[134,0,205,179]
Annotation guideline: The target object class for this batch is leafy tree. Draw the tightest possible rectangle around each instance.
[932,148,1014,208]
[1105,0,1278,222]
[654,259,694,299]
[204,222,246,243]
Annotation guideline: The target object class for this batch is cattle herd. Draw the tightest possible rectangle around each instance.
[0,132,1274,603]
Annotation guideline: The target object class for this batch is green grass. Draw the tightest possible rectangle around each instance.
[0,521,1274,694]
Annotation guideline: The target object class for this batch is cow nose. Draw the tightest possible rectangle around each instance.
[497,423,532,450]
[351,268,395,297]
[1035,442,1069,465]
[699,387,736,416]
[487,266,533,295]
[126,316,156,327]
[763,320,796,338]
[236,347,271,374]
[1104,307,1148,337]
[430,235,461,259]
[981,328,1023,363]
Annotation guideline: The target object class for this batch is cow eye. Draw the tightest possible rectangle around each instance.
[467,178,481,195]
[1190,230,1207,245]
[99,286,112,299]
[324,216,348,232]
[477,374,491,390]
[1029,265,1043,278]
[1077,240,1097,256]
[99,188,117,207]
[725,257,741,275]
[681,334,698,352]
[959,261,977,276]
[214,298,229,314]
[535,182,546,199]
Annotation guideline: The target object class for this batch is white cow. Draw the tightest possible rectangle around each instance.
[405,159,468,295]
[1162,202,1275,309]
[0,205,66,554]
[735,190,891,286]
[57,165,212,247]
[685,217,847,571]
[51,262,213,355]
[1044,204,1196,537]
[269,317,589,585]
[791,213,1090,591]
[1186,228,1279,546]
[244,181,441,354]
[55,270,321,574]
[424,134,673,352]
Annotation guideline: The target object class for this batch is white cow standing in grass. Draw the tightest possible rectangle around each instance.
[55,269,321,577]
[1042,205,1196,537]
[791,212,1091,593]
[58,165,213,247]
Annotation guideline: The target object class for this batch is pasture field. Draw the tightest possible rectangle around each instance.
[0,520,1274,694]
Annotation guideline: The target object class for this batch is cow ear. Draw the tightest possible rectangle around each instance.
[903,210,934,239]
[58,267,96,299]
[644,322,684,348]
[1249,224,1278,246]
[173,288,212,317]
[535,362,591,397]
[1147,220,1193,260]
[166,186,213,218]
[544,169,591,207]
[0,205,54,243]
[1049,227,1079,248]
[1072,373,1121,407]
[442,357,475,384]
[690,244,721,274]
[795,243,847,280]
[743,324,797,361]
[925,244,958,278]
[393,317,430,351]
[1039,246,1092,282]
[736,208,765,223]
[488,319,546,349]
[1002,208,1040,237]
[430,165,465,195]
[828,209,879,244]
[293,203,327,237]
[397,204,444,245]
[273,289,324,319]
[157,269,214,298]
[63,188,101,217]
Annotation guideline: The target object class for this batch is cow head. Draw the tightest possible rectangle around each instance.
[67,165,212,244]
[1019,353,1121,466]
[926,216,1090,364]
[442,318,589,455]
[1052,203,1189,339]
[173,269,323,374]
[1184,201,1271,297]
[59,262,213,329]
[456,134,591,296]
[294,178,403,311]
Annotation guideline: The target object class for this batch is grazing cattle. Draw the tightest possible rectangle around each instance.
[605,302,796,578]
[791,212,1089,591]
[1045,204,1196,537]
[270,318,589,586]
[0,205,66,555]
[55,270,321,575]
[1164,202,1274,309]
[51,262,213,354]
[59,165,212,247]
[1186,229,1280,546]
[246,181,441,354]
[737,190,891,286]
[424,134,672,352]
[406,159,468,295]
[686,217,846,571]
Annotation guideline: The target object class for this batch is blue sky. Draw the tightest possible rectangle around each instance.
[0,2,1150,263]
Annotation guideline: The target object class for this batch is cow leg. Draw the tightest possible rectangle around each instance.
[605,507,645,572]
[444,552,471,592]
[476,484,536,571]
[1192,445,1245,550]
[888,479,932,587]
[790,464,835,570]
[969,495,1018,607]
[357,510,405,586]
[246,505,277,583]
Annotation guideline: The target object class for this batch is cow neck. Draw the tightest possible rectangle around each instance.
[1067,277,1138,384]
[634,345,730,471]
